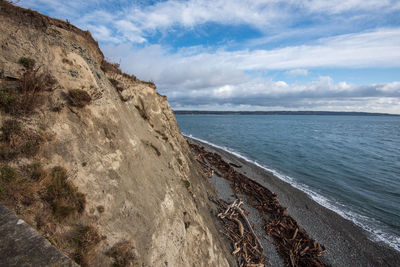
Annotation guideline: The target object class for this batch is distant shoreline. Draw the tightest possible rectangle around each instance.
[174,110,400,116]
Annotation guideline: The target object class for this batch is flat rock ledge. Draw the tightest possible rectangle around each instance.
[0,205,78,267]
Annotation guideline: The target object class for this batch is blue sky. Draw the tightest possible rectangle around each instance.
[18,0,400,113]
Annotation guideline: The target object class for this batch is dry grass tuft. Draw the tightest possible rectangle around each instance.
[108,78,119,87]
[0,63,54,114]
[101,60,121,74]
[68,89,91,108]
[0,163,38,207]
[0,119,21,141]
[106,240,136,267]
[26,162,47,181]
[142,80,156,90]
[44,166,86,221]
[0,119,44,160]
[109,78,124,93]
[0,165,18,182]
[70,224,102,266]
[101,59,137,82]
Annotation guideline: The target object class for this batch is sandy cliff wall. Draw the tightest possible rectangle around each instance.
[0,2,234,266]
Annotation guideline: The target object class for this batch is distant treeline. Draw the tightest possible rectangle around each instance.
[174,110,399,116]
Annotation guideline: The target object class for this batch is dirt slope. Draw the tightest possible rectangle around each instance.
[0,2,235,266]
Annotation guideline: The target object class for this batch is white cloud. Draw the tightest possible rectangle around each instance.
[112,0,400,33]
[302,0,393,14]
[286,69,309,76]
[379,81,400,93]
[19,0,400,44]
[103,28,400,90]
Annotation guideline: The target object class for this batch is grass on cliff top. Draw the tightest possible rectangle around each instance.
[45,166,86,221]
[68,89,91,108]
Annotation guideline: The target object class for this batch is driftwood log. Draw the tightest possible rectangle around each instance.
[217,199,267,266]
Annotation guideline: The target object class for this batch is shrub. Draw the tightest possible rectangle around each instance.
[101,60,121,74]
[106,241,136,267]
[18,68,47,114]
[0,119,43,160]
[27,162,46,181]
[0,144,19,160]
[108,78,119,87]
[142,80,156,90]
[109,78,124,92]
[0,119,21,142]
[0,67,48,114]
[18,57,36,69]
[68,89,91,108]
[20,140,42,157]
[0,88,18,113]
[0,165,18,182]
[71,224,102,266]
[45,166,86,220]
[0,165,18,198]
[0,120,22,160]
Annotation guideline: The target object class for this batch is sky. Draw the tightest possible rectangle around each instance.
[18,0,400,113]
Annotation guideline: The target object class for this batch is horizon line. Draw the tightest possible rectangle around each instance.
[173,110,400,116]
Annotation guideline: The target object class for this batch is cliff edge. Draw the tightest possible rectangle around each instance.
[0,2,235,266]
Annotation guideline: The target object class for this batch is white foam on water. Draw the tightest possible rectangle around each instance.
[185,134,400,252]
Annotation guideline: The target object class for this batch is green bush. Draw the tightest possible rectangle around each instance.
[0,89,18,113]
[18,57,36,69]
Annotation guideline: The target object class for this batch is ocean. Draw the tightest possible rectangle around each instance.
[175,114,400,251]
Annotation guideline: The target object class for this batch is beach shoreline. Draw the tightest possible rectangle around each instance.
[187,137,400,266]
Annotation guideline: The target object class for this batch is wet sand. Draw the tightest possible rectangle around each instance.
[187,137,400,266]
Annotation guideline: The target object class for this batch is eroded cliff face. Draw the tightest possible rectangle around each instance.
[0,2,234,266]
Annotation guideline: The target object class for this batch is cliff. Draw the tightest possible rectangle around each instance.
[0,2,235,266]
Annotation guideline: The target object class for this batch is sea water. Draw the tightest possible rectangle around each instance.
[175,114,400,251]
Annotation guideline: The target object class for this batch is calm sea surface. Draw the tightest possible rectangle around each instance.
[176,114,400,251]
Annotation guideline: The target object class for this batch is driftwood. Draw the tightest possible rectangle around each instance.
[189,142,329,267]
[217,199,267,266]
[230,162,243,168]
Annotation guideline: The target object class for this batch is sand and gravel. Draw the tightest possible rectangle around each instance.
[187,137,400,266]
